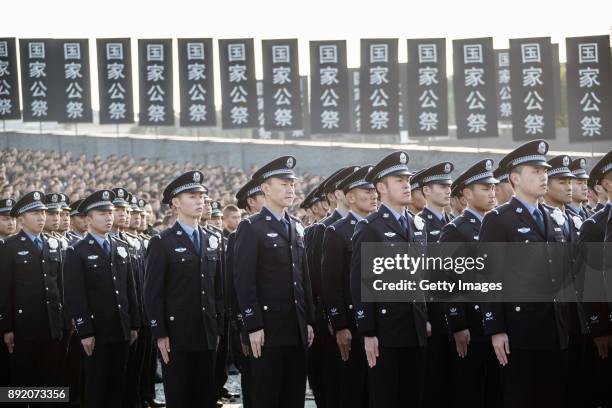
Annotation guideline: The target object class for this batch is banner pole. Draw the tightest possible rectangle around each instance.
[39,121,42,135]
[115,124,119,138]
[75,123,78,137]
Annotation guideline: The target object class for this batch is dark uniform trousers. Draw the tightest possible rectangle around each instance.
[306,210,343,408]
[480,199,571,408]
[233,209,316,408]
[321,212,368,408]
[419,208,454,408]
[63,234,141,408]
[226,230,252,408]
[0,231,66,398]
[350,205,429,408]
[144,223,224,408]
[578,204,612,407]
[440,212,500,408]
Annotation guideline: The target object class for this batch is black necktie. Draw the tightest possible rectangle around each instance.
[533,208,545,234]
[281,218,290,235]
[103,239,111,257]
[399,215,410,236]
[192,230,201,255]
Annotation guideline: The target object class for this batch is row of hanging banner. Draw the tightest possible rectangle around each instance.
[0,36,610,142]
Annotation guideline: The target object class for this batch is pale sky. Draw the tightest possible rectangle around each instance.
[4,0,611,110]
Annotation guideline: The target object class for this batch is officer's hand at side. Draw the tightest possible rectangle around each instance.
[454,329,471,358]
[307,325,314,348]
[3,332,14,354]
[336,329,352,361]
[249,329,265,358]
[491,333,510,366]
[593,335,611,359]
[81,336,95,357]
[364,336,379,368]
[157,337,171,364]
[129,330,138,346]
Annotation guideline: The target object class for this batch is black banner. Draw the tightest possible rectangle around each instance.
[97,38,134,124]
[20,39,57,122]
[309,40,349,134]
[253,80,277,139]
[452,38,498,139]
[285,76,311,139]
[348,68,360,133]
[219,38,257,129]
[178,38,215,127]
[509,37,555,140]
[138,39,173,126]
[262,39,302,131]
[407,38,448,136]
[0,38,21,120]
[495,49,512,121]
[566,35,612,142]
[55,39,92,123]
[360,39,398,134]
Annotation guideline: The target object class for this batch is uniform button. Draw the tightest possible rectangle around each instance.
[273,244,277,247]
[24,260,27,264]
[42,260,45,263]
[292,263,295,267]
[381,309,387,314]
[182,258,185,262]
[548,259,552,263]
[553,298,557,303]
[551,278,556,282]
[115,290,119,294]
[515,306,521,312]
[294,281,297,286]
[294,300,298,304]
[169,316,174,321]
[91,315,94,319]
[45,287,48,291]
[290,245,293,249]
[43,273,47,277]
[110,263,113,266]
[349,304,353,309]
[201,274,204,277]
[201,291,206,295]
[202,307,206,311]
[474,305,480,310]
[118,304,121,309]
[113,276,116,280]
[18,309,22,314]
[46,301,50,304]
[263,305,268,311]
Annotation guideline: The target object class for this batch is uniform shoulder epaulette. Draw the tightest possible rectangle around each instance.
[246,212,263,224]
[490,202,512,216]
[111,235,129,246]
[365,211,379,223]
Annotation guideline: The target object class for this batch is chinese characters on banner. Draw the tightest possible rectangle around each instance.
[360,39,399,134]
[495,50,512,121]
[509,37,554,140]
[262,39,302,131]
[178,39,215,126]
[309,40,349,133]
[97,38,134,124]
[138,39,173,126]
[348,68,361,133]
[566,35,611,142]
[453,38,498,139]
[56,39,92,123]
[406,39,448,136]
[20,39,56,122]
[219,39,257,129]
[0,38,21,120]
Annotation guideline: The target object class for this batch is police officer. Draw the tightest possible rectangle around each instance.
[63,189,140,408]
[210,201,224,230]
[306,165,358,408]
[68,199,87,243]
[493,165,513,206]
[144,171,224,408]
[411,162,455,408]
[567,158,591,221]
[577,150,612,407]
[0,191,66,391]
[479,140,570,408]
[321,165,377,408]
[227,178,266,408]
[0,197,16,388]
[233,156,315,408]
[440,159,500,408]
[350,151,428,408]
[43,193,70,252]
[406,169,426,216]
[0,198,17,239]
